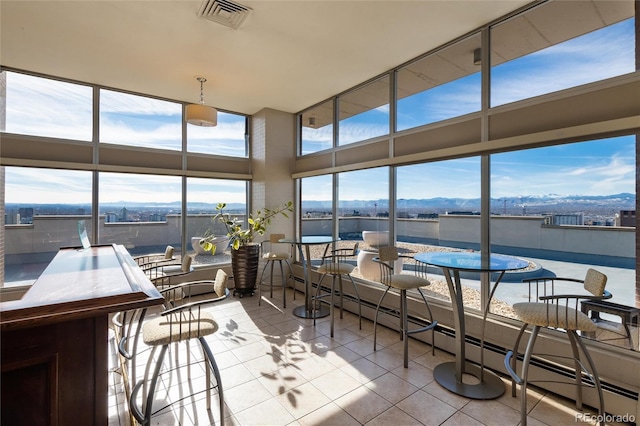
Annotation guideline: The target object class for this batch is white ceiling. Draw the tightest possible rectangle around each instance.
[1,0,533,116]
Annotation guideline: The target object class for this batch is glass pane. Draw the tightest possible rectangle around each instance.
[98,172,182,255]
[491,1,635,107]
[300,174,333,264]
[300,100,333,155]
[186,177,247,267]
[396,158,481,303]
[3,71,92,140]
[4,167,93,285]
[489,136,636,350]
[187,111,248,157]
[100,89,182,150]
[397,34,481,131]
[338,168,389,282]
[338,76,389,145]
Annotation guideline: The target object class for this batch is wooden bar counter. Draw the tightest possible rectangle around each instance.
[1,244,163,426]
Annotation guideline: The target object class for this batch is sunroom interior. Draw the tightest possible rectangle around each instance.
[1,0,639,424]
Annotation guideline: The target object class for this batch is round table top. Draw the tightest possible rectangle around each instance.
[279,236,337,245]
[414,251,528,272]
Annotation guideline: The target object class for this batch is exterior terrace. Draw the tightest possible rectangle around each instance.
[5,214,636,352]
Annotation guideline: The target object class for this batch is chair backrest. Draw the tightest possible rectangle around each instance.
[583,268,607,296]
[214,269,228,298]
[348,242,359,256]
[262,234,289,256]
[181,255,193,272]
[320,242,360,266]
[164,245,174,260]
[377,246,399,262]
[373,246,398,285]
[270,233,285,244]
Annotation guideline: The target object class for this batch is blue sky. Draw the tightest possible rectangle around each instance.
[305,134,636,202]
[4,17,636,206]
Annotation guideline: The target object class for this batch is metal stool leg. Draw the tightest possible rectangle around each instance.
[373,287,391,351]
[199,336,225,426]
[520,325,540,426]
[401,289,409,367]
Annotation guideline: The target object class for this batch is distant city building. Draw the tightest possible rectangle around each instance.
[120,207,128,222]
[149,213,166,222]
[5,207,34,224]
[619,210,636,227]
[19,208,33,224]
[105,212,118,223]
[5,208,18,225]
[417,213,439,219]
[551,213,584,226]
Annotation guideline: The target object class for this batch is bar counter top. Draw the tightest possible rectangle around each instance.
[0,244,163,330]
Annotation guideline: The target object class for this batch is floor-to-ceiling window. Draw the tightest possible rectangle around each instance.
[489,136,636,321]
[3,71,92,141]
[100,89,182,150]
[396,158,481,303]
[1,70,250,286]
[337,167,389,279]
[187,110,248,157]
[98,172,182,253]
[300,99,333,155]
[186,177,247,265]
[396,33,481,132]
[490,1,635,107]
[294,0,637,355]
[337,167,389,241]
[3,167,93,285]
[299,174,333,265]
[338,76,390,146]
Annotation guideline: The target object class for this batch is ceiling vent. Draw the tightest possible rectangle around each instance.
[197,0,253,29]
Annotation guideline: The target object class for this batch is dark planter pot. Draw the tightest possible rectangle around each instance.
[231,244,260,297]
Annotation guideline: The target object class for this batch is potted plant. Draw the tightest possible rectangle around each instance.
[200,201,293,297]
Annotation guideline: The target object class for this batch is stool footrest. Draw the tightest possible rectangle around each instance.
[504,351,523,385]
[406,321,437,337]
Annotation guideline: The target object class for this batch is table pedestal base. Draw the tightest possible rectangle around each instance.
[434,361,505,400]
[293,305,330,319]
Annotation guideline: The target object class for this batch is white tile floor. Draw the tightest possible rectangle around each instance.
[107,288,612,426]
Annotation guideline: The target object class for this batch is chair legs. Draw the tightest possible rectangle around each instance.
[373,287,436,368]
[313,272,362,337]
[258,259,293,308]
[115,308,147,386]
[130,337,225,426]
[505,324,605,426]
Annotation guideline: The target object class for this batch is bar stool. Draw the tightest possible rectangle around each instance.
[129,270,228,426]
[258,233,294,307]
[372,246,437,367]
[504,268,610,426]
[313,242,362,337]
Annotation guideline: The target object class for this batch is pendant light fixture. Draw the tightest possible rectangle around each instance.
[186,77,217,127]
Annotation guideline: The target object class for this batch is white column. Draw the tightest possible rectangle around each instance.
[250,108,296,237]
